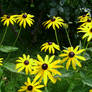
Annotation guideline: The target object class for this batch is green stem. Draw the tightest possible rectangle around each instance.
[65,29,72,46]
[83,38,87,49]
[54,29,59,45]
[45,86,48,92]
[6,27,22,60]
[86,42,89,50]
[0,27,8,45]
[13,27,22,46]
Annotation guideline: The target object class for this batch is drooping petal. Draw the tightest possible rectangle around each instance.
[66,59,71,70]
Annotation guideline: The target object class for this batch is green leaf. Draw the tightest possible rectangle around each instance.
[0,46,18,53]
[82,79,92,87]
[3,63,25,75]
[87,47,92,52]
[0,68,3,79]
[80,72,92,87]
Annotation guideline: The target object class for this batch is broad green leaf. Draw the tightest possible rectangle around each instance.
[87,47,92,52]
[0,46,18,53]
[3,63,25,75]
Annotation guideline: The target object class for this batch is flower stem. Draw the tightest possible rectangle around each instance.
[65,29,72,46]
[0,27,8,45]
[45,86,48,92]
[86,42,89,50]
[54,29,59,45]
[6,27,22,60]
[13,27,22,46]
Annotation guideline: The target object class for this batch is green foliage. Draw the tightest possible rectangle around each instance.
[0,46,18,53]
[0,0,92,92]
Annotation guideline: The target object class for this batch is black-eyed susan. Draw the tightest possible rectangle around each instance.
[16,54,35,75]
[89,89,92,92]
[42,16,64,30]
[1,14,16,26]
[41,42,60,54]
[79,19,92,28]
[18,77,44,92]
[78,12,91,23]
[15,13,34,28]
[59,46,86,70]
[78,25,92,41]
[33,54,63,86]
[0,58,3,66]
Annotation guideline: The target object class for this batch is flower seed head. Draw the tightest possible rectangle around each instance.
[69,52,75,58]
[42,63,48,70]
[24,60,29,65]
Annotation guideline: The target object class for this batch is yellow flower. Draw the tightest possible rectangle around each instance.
[89,89,92,92]
[0,58,3,66]
[78,13,91,23]
[59,46,86,70]
[16,54,35,75]
[33,54,63,86]
[42,16,64,30]
[1,15,16,26]
[41,42,60,54]
[18,77,44,92]
[78,25,92,41]
[15,13,34,28]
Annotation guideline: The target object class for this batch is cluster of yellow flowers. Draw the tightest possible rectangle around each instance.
[1,13,34,28]
[78,12,92,41]
[0,12,92,92]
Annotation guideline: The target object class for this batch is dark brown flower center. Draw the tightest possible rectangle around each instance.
[90,29,92,33]
[69,52,75,58]
[42,63,48,70]
[87,19,91,22]
[83,15,86,17]
[24,60,29,65]
[7,15,10,18]
[48,42,52,45]
[23,14,27,18]
[27,85,33,91]
[51,18,55,22]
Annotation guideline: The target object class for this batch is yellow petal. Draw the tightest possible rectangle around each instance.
[52,47,55,54]
[72,60,76,70]
[47,71,56,83]
[45,55,49,63]
[87,36,92,42]
[75,56,86,61]
[74,46,79,52]
[43,71,48,86]
[37,54,44,63]
[27,77,31,83]
[25,67,29,75]
[66,59,71,70]
[61,57,68,64]
[49,69,62,76]
[33,72,42,83]
[74,58,82,67]
[49,47,52,54]
[48,55,55,63]
[59,54,68,57]
[76,49,85,54]
[17,66,24,72]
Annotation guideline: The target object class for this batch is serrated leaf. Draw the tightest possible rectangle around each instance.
[80,72,92,87]
[82,79,92,87]
[0,46,18,53]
